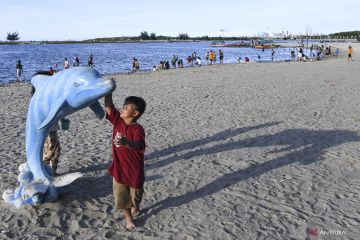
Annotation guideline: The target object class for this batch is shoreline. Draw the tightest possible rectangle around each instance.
[0,38,358,45]
[1,51,344,86]
[1,41,352,85]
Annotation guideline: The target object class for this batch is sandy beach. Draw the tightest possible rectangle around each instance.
[1,43,360,239]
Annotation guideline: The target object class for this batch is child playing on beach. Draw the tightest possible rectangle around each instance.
[105,91,146,231]
[43,123,61,176]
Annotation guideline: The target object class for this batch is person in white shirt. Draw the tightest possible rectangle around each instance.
[196,57,202,66]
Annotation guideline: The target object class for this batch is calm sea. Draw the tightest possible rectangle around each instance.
[0,41,312,84]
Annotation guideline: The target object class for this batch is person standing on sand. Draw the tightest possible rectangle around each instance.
[205,51,209,64]
[348,46,353,61]
[88,54,94,67]
[134,59,140,71]
[16,60,23,81]
[132,58,137,72]
[178,59,184,68]
[73,56,80,67]
[105,90,147,231]
[196,56,202,66]
[64,58,69,69]
[171,55,178,68]
[209,50,214,64]
[187,56,193,66]
[219,49,224,64]
[53,63,59,73]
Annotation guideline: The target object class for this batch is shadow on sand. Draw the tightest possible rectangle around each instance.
[136,123,360,225]
[61,122,360,226]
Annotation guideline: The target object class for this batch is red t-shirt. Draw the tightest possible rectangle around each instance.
[106,104,145,188]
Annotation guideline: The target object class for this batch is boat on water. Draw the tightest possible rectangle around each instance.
[224,42,251,48]
[251,39,280,49]
[210,40,226,47]
[253,44,280,49]
[210,40,251,48]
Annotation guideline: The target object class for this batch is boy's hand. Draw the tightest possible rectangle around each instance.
[114,132,127,147]
[110,78,117,92]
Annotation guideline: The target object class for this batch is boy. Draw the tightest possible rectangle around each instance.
[105,92,146,231]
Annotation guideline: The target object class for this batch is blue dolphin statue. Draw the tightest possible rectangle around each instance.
[2,67,115,207]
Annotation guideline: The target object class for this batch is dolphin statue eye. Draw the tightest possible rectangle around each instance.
[74,82,80,87]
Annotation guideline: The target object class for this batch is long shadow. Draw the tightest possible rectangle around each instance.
[145,122,281,160]
[145,128,356,170]
[71,122,280,173]
[137,128,360,224]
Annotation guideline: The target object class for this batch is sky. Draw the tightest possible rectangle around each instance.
[1,0,360,41]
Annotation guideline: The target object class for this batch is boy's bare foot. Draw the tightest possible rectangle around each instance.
[123,208,136,231]
[131,208,140,217]
[125,222,136,231]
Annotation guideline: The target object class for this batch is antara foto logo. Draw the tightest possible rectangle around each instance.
[308,228,319,237]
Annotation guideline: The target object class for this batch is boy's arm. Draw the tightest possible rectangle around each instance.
[124,139,141,150]
[104,92,113,115]
[114,134,141,150]
[114,133,144,151]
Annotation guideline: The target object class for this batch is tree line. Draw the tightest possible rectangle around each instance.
[328,31,360,40]
[139,31,190,40]
[4,30,360,43]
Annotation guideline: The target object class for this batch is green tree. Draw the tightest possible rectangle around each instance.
[7,31,20,41]
[140,31,150,40]
[150,32,157,40]
[178,33,189,40]
[200,35,210,40]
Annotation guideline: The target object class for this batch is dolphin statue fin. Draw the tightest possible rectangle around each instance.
[38,98,66,130]
[89,100,105,119]
[52,172,84,187]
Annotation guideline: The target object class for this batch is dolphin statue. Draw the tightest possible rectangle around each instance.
[2,67,115,207]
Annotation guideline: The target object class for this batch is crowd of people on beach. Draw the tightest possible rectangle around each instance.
[15,43,351,81]
[134,44,343,73]
[147,49,224,72]
[43,54,95,76]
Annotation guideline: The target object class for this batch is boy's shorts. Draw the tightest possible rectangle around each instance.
[113,178,144,211]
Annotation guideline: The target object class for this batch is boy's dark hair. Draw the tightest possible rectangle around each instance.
[124,96,146,118]
[31,71,54,95]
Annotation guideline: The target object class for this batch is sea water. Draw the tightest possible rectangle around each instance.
[0,41,314,84]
